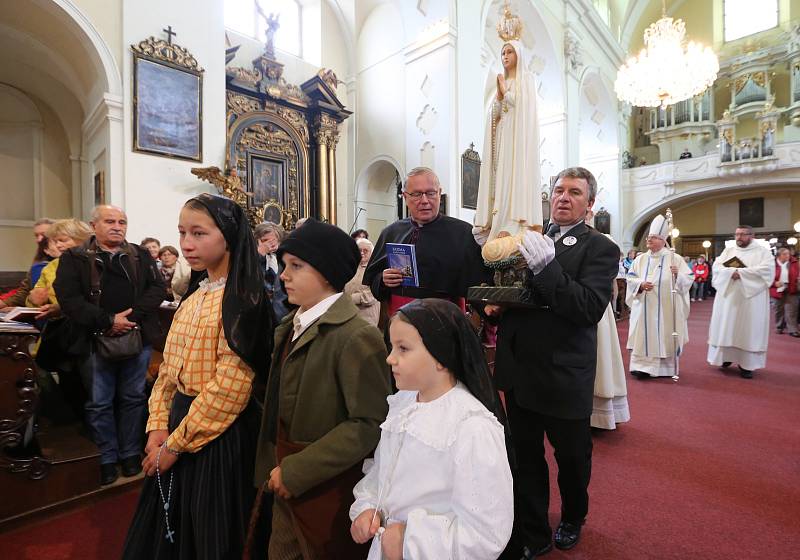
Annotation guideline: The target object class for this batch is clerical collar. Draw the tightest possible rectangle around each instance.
[552,219,584,236]
[410,214,441,228]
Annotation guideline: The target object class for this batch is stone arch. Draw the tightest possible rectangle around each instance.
[622,180,800,249]
[0,0,124,218]
[50,0,123,98]
[354,156,403,237]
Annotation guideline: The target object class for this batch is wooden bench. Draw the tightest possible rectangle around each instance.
[0,330,104,524]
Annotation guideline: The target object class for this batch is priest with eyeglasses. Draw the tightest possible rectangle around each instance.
[363,166,488,316]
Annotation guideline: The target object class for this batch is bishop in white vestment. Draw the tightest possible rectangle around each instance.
[626,215,693,378]
[707,226,773,377]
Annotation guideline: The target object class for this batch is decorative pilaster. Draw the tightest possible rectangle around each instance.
[313,114,341,224]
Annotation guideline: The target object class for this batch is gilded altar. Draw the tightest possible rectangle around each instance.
[218,24,350,229]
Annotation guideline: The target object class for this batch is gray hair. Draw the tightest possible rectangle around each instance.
[356,237,374,251]
[90,204,126,223]
[254,221,286,242]
[34,217,54,227]
[405,167,440,189]
[552,167,598,202]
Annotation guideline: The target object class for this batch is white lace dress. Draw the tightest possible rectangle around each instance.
[349,383,514,559]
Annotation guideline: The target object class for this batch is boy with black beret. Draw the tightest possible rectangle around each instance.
[254,219,392,558]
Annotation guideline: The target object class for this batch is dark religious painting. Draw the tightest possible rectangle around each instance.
[594,208,611,234]
[739,197,764,228]
[249,155,285,208]
[440,193,448,215]
[461,145,481,210]
[133,58,202,161]
[93,171,105,205]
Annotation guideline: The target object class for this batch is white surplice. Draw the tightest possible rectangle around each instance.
[707,242,773,371]
[626,249,693,377]
[592,304,630,429]
[350,383,513,560]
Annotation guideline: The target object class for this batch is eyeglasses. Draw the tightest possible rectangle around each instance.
[403,190,440,200]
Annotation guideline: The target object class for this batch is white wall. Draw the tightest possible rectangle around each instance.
[355,2,406,175]
[716,197,793,235]
[579,71,621,239]
[121,0,226,249]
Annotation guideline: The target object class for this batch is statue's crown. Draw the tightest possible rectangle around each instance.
[497,2,522,42]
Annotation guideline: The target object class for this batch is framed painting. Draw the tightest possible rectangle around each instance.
[739,197,764,228]
[461,144,481,210]
[93,171,105,205]
[248,154,287,224]
[132,38,203,161]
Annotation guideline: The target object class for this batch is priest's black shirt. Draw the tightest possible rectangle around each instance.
[363,215,489,301]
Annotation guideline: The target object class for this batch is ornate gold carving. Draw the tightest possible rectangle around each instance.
[190,166,265,228]
[234,122,301,223]
[131,36,203,71]
[229,66,262,86]
[314,114,340,147]
[317,68,340,91]
[277,106,309,144]
[497,2,522,42]
[734,71,767,94]
[723,128,734,145]
[227,92,261,116]
[462,142,481,163]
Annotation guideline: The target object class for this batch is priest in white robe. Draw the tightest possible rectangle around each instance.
[707,225,773,378]
[625,215,693,379]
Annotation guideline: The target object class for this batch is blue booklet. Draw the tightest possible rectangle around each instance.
[386,243,419,287]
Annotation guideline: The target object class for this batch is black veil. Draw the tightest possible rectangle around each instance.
[187,193,274,380]
[395,298,507,427]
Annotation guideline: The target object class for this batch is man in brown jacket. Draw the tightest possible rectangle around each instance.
[255,219,391,558]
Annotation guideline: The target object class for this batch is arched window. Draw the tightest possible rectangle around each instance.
[225,0,302,58]
[724,0,778,42]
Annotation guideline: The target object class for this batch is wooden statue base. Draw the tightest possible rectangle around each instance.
[467,255,538,307]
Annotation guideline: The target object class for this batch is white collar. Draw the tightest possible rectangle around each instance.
[380,382,501,450]
[555,220,584,236]
[292,292,342,341]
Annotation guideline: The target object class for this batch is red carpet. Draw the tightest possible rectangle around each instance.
[1,299,798,559]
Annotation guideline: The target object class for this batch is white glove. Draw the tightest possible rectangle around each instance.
[518,230,555,274]
[472,226,489,247]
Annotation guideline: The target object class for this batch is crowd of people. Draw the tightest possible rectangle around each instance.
[0,163,795,559]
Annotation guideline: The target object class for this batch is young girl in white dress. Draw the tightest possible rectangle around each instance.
[350,298,514,559]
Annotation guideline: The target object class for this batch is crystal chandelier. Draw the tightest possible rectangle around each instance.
[615,2,718,107]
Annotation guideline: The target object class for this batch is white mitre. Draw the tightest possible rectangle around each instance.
[648,214,669,240]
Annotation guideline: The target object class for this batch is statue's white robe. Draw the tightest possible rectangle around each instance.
[474,40,542,240]
[626,249,693,377]
[707,243,773,371]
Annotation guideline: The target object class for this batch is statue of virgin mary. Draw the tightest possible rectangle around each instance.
[473,37,542,261]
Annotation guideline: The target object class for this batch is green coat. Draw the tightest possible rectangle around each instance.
[254,294,391,496]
